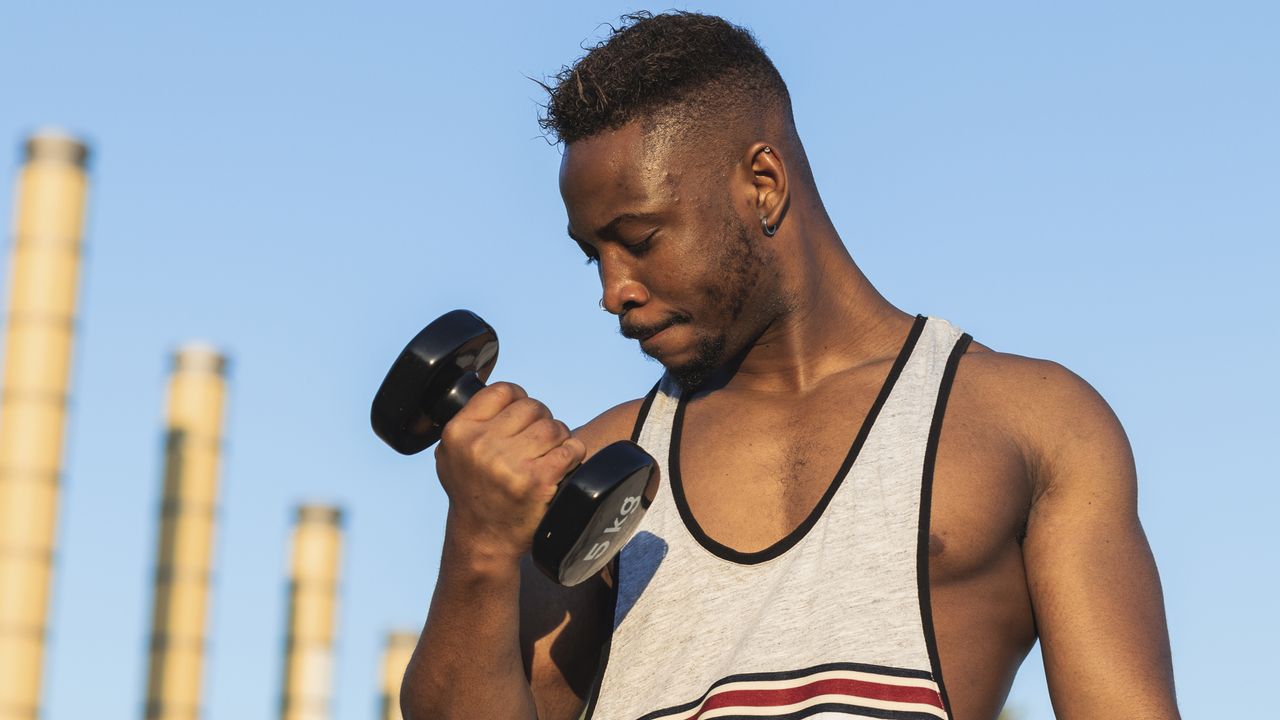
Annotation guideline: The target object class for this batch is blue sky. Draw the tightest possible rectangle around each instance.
[2,2,1277,718]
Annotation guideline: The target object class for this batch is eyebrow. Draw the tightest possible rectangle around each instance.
[567,212,662,243]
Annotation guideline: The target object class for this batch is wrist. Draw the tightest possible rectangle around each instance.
[440,513,525,582]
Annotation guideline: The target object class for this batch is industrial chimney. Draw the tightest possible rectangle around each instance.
[378,631,417,720]
[279,504,344,720]
[0,130,90,720]
[142,344,229,720]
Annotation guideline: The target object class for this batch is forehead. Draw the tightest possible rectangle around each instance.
[558,123,682,232]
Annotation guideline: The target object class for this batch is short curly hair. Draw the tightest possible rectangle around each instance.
[539,12,793,145]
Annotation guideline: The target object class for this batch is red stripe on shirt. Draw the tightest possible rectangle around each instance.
[687,677,943,719]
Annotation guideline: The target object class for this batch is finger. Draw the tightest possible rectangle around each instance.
[533,436,587,484]
[518,418,573,458]
[456,381,528,422]
[489,396,553,437]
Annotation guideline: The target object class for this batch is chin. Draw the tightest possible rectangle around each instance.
[661,331,728,392]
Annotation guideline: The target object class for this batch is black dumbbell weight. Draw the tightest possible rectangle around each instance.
[371,310,659,586]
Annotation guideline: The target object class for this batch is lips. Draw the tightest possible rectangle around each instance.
[622,315,680,340]
[621,315,684,343]
[638,325,673,349]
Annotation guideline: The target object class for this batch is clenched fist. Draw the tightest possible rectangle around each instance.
[434,381,587,564]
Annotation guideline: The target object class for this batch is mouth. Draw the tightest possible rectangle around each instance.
[620,314,687,345]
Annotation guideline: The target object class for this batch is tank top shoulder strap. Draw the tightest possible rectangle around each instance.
[632,374,682,467]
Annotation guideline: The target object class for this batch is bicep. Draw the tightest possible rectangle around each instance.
[518,397,637,717]
[1021,364,1179,719]
[519,557,611,720]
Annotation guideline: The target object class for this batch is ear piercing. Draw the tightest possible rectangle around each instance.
[761,147,778,234]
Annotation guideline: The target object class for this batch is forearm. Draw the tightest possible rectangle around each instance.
[401,525,538,720]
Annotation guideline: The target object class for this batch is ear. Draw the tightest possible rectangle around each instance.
[748,142,789,234]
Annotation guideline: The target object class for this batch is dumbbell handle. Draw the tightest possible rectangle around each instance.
[427,371,487,429]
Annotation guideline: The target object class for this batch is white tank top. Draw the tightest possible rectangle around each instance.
[584,315,972,720]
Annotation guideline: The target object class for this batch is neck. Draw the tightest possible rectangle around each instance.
[706,207,914,395]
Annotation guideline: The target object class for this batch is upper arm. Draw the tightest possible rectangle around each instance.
[519,397,644,719]
[1018,361,1180,718]
[519,556,612,720]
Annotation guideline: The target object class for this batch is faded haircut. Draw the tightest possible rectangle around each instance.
[538,11,795,148]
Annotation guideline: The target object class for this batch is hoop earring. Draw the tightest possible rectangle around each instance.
[761,216,780,237]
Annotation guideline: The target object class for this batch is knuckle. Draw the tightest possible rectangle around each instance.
[495,474,523,502]
[486,382,525,402]
[484,381,511,396]
[562,437,586,459]
[506,470,541,503]
[439,419,464,445]
[507,397,548,421]
[529,417,566,442]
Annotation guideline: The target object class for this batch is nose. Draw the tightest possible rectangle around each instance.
[600,257,649,315]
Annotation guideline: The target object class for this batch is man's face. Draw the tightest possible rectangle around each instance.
[559,122,782,389]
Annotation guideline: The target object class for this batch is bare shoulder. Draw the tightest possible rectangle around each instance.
[954,347,1179,716]
[952,341,1134,500]
[572,394,650,455]
[955,341,1119,424]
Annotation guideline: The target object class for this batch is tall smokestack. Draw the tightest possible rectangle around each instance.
[280,505,343,720]
[0,130,90,720]
[143,344,229,720]
[378,631,416,720]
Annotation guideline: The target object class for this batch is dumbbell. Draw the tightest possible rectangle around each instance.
[370,309,659,586]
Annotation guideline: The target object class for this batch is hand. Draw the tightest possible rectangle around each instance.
[434,382,587,565]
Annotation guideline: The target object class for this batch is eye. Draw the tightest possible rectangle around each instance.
[574,239,600,266]
[625,230,657,257]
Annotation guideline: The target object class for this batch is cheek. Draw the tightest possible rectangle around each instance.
[659,212,750,309]
[677,255,730,305]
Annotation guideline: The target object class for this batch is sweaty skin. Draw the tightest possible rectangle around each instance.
[399,118,1180,720]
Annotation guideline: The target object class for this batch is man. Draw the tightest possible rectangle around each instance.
[401,12,1180,720]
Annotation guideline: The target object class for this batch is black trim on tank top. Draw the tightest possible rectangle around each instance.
[630,382,661,443]
[916,331,972,720]
[668,314,929,565]
[583,382,658,720]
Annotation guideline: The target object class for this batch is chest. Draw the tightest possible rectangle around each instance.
[672,379,1030,582]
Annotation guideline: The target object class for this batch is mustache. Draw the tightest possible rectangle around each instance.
[619,313,691,341]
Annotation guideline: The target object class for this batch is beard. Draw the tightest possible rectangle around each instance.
[658,214,776,391]
[665,328,727,392]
